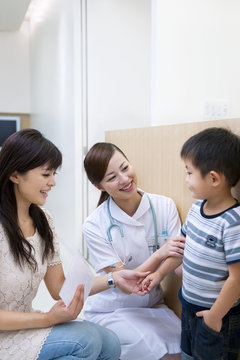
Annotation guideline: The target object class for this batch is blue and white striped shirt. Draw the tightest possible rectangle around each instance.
[181,200,240,308]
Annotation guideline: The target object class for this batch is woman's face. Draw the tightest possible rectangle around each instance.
[98,151,138,203]
[10,164,57,207]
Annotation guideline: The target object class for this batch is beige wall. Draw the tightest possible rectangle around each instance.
[106,118,240,316]
[106,118,240,223]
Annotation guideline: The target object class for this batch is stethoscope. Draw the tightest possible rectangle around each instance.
[106,194,159,266]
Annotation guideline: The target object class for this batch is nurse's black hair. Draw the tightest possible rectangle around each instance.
[181,127,240,187]
[84,142,128,206]
[0,128,62,270]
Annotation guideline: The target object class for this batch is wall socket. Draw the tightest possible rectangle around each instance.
[203,100,230,120]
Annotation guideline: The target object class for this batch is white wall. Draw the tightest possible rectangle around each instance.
[151,0,240,125]
[28,0,152,247]
[87,0,151,147]
[29,0,83,311]
[87,0,151,213]
[29,0,83,261]
[0,20,30,112]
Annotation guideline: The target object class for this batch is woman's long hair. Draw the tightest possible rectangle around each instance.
[84,142,128,206]
[0,128,62,270]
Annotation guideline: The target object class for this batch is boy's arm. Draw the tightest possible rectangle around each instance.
[197,261,240,332]
[156,256,183,278]
[136,236,185,272]
[142,256,182,291]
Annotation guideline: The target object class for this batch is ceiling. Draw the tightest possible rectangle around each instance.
[0,0,31,31]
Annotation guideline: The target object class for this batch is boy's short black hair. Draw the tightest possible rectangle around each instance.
[181,127,240,187]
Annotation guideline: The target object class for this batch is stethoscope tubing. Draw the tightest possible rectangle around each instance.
[106,194,158,265]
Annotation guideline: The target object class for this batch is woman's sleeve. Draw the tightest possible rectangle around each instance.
[42,209,62,266]
[83,218,120,273]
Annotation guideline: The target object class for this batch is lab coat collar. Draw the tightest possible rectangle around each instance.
[133,190,151,220]
[108,189,150,226]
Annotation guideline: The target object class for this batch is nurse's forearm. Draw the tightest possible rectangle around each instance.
[89,274,109,296]
[89,262,125,295]
[89,270,150,296]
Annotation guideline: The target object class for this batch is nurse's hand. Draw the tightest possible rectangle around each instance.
[114,270,150,296]
[46,285,84,326]
[157,235,185,260]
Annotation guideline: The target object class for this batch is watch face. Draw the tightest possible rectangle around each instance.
[108,273,115,288]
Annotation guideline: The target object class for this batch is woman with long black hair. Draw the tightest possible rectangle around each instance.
[0,129,148,360]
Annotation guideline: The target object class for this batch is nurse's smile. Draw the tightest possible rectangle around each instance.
[120,181,133,192]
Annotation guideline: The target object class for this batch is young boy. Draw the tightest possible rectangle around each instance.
[142,127,240,360]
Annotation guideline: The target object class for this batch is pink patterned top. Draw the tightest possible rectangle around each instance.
[0,209,62,360]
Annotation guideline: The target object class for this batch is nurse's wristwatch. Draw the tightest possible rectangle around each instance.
[107,272,116,288]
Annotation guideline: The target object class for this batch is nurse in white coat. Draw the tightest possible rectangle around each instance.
[83,143,185,360]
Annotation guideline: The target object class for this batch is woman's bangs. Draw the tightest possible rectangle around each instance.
[45,147,62,170]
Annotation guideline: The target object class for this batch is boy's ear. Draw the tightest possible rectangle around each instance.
[209,170,221,186]
[9,171,19,184]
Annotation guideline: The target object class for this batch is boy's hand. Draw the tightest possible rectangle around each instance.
[114,270,150,296]
[196,309,222,332]
[142,271,162,292]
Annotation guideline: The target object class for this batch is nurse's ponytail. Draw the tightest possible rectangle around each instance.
[84,142,128,207]
[98,191,109,206]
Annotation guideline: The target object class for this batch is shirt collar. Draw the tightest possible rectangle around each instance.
[133,190,151,220]
[108,189,150,226]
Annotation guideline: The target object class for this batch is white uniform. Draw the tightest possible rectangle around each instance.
[83,191,181,360]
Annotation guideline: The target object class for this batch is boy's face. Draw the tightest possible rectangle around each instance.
[184,159,212,200]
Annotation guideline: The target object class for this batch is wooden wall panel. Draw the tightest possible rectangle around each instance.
[106,118,240,316]
[106,118,240,223]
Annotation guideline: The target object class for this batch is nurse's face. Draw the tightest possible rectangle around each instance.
[98,150,138,203]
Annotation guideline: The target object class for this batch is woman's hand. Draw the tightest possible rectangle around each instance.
[156,235,185,260]
[46,284,84,326]
[113,270,150,296]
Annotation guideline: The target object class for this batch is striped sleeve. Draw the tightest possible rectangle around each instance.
[224,221,240,264]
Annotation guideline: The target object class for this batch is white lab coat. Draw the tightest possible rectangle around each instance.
[83,191,181,360]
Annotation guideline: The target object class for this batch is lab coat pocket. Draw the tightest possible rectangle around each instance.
[146,235,168,256]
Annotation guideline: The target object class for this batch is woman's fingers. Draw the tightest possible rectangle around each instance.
[68,284,84,317]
